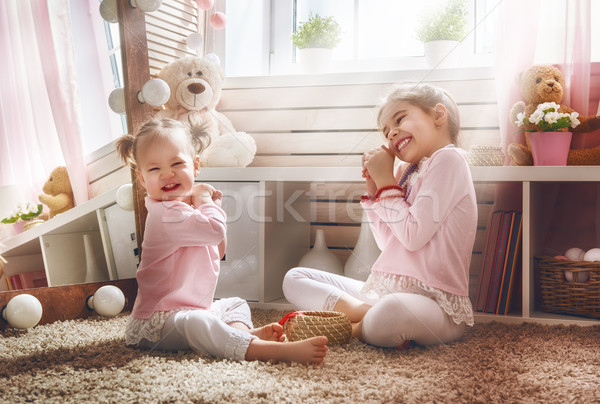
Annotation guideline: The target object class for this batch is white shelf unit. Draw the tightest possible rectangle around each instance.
[0,187,137,290]
[199,166,600,325]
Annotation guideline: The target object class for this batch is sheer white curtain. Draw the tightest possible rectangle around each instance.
[494,0,595,156]
[493,0,600,253]
[0,0,88,208]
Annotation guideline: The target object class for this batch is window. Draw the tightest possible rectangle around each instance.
[220,0,499,77]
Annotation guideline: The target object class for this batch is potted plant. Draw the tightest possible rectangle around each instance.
[416,0,467,68]
[1,202,44,233]
[514,102,580,165]
[291,13,342,74]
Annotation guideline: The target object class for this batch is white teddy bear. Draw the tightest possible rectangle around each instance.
[155,56,256,167]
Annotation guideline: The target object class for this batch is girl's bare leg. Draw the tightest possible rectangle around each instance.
[332,295,371,340]
[245,336,328,365]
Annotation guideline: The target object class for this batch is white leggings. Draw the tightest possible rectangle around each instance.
[141,297,256,361]
[282,267,465,347]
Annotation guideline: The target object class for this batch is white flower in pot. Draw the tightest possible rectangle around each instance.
[291,13,342,74]
[416,0,467,68]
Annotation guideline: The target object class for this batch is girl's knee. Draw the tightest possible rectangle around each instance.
[282,267,304,295]
[361,294,452,347]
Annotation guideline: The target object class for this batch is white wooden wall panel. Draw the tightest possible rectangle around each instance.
[86,75,500,264]
[220,80,497,110]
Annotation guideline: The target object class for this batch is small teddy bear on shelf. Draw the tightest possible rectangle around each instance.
[38,166,74,219]
[508,64,600,166]
[155,56,257,167]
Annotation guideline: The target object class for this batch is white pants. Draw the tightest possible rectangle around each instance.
[282,267,465,347]
[141,297,256,361]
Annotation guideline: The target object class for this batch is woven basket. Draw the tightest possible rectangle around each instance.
[535,256,600,318]
[279,311,352,345]
[467,145,505,166]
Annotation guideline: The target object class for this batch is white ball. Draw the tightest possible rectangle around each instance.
[116,184,134,211]
[564,247,585,261]
[89,286,125,317]
[134,0,162,12]
[583,248,600,262]
[3,294,43,329]
[99,0,118,23]
[186,33,204,51]
[139,78,171,107]
[108,88,126,114]
[205,53,221,65]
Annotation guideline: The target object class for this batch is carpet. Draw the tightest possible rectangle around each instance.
[1,310,600,403]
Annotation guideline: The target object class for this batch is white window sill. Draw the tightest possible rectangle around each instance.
[223,66,496,89]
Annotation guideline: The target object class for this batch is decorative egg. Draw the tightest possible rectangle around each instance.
[564,270,590,283]
[583,248,600,262]
[564,247,585,261]
[554,255,568,260]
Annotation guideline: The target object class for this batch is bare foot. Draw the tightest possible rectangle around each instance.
[249,322,285,342]
[245,336,328,365]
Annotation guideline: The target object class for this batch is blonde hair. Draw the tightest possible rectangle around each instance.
[377,82,461,145]
[115,117,211,169]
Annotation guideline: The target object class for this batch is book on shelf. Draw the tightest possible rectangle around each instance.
[475,210,503,312]
[5,270,48,291]
[496,212,523,315]
[476,210,523,314]
[485,211,514,313]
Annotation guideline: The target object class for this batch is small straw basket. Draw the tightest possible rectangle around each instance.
[279,311,352,345]
[535,256,600,318]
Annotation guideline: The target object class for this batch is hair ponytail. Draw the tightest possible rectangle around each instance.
[115,134,136,169]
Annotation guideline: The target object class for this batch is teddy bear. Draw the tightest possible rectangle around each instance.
[155,56,257,167]
[38,166,74,219]
[508,64,600,166]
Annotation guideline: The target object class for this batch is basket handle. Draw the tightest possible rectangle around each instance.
[278,310,305,327]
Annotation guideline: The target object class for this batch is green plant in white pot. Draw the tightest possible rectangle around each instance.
[291,13,342,74]
[416,0,467,68]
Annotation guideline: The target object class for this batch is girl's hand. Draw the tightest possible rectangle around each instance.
[363,146,396,189]
[212,189,223,207]
[192,183,217,207]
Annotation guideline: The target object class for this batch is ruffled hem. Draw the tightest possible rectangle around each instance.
[125,310,184,346]
[362,272,474,326]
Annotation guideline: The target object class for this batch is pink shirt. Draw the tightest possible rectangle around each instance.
[131,197,227,319]
[362,146,477,296]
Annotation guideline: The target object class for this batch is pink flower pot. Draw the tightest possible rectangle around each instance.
[528,131,572,166]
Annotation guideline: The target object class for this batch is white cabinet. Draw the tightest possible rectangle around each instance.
[471,166,600,326]
[210,180,310,305]
[200,166,600,325]
[0,187,137,290]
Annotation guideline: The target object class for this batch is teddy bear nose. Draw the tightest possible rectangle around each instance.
[548,82,554,88]
[187,83,205,94]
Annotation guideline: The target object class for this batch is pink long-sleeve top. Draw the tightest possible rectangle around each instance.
[131,197,227,319]
[362,146,477,297]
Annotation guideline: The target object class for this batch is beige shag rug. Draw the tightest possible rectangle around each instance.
[2,310,600,403]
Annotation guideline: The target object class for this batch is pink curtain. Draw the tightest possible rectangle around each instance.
[0,0,88,208]
[494,0,600,254]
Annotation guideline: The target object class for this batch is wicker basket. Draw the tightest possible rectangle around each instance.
[535,256,600,318]
[279,311,352,345]
[467,145,505,166]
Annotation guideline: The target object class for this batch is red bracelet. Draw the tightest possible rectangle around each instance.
[375,184,403,199]
[361,193,375,202]
[376,193,404,202]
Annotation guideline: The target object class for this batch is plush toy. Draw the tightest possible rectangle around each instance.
[508,65,600,166]
[38,166,74,219]
[155,56,257,167]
